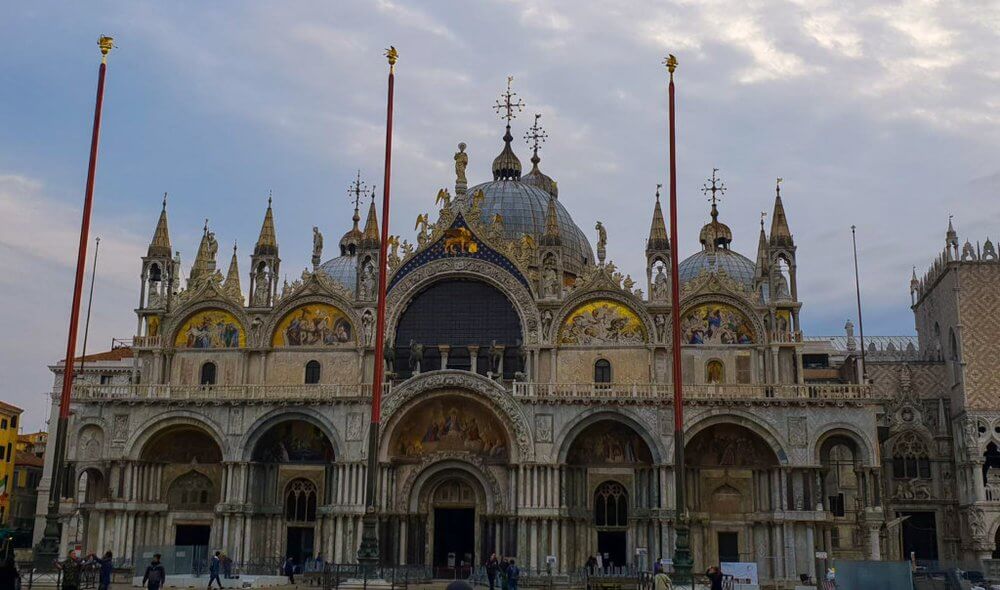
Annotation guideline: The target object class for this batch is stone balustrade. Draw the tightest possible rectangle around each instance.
[512,381,873,401]
[72,382,381,401]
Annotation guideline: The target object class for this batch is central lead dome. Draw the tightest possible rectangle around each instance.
[468,180,594,273]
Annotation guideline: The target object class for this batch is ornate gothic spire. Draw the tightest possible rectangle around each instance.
[361,188,380,248]
[769,178,793,248]
[541,195,561,246]
[755,211,770,277]
[492,76,525,181]
[147,192,172,257]
[189,220,219,283]
[223,242,242,299]
[254,193,278,256]
[646,184,669,253]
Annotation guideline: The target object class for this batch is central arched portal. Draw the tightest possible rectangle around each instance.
[427,475,481,577]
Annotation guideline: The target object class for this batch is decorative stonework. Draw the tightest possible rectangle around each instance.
[346,413,364,441]
[381,371,534,461]
[787,417,807,448]
[535,414,553,443]
[396,454,507,514]
[112,414,129,443]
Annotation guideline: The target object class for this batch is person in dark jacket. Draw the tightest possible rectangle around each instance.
[94,551,113,590]
[283,557,295,584]
[485,553,499,590]
[142,554,166,590]
[705,566,724,590]
[56,550,83,590]
[506,559,520,590]
[208,551,223,588]
[499,556,511,590]
[0,555,20,590]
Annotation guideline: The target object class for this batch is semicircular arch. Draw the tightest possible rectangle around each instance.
[812,424,876,467]
[399,458,504,514]
[126,411,228,461]
[685,410,788,465]
[679,294,765,346]
[553,290,653,346]
[555,408,665,464]
[168,303,248,350]
[263,293,361,348]
[239,408,342,463]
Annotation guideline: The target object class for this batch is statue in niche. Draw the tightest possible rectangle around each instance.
[541,310,553,340]
[252,269,270,307]
[544,266,560,298]
[454,142,468,191]
[654,314,666,342]
[652,264,669,301]
[312,226,323,268]
[360,260,376,300]
[384,341,395,375]
[516,338,528,375]
[362,309,374,347]
[409,340,424,374]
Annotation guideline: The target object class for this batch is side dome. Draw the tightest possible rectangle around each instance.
[318,255,357,294]
[469,180,594,273]
[678,249,756,291]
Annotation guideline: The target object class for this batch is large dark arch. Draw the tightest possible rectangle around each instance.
[394,279,523,378]
[685,423,779,468]
[251,420,336,464]
[140,426,223,463]
[567,420,653,466]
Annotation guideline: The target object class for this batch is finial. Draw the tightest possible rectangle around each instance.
[203,219,209,233]
[348,170,367,212]
[656,183,663,201]
[524,113,547,163]
[494,76,525,125]
[385,46,399,71]
[701,168,726,217]
[98,35,115,63]
[370,185,377,203]
[162,192,168,210]
[776,177,783,196]
[663,54,678,81]
[761,211,767,229]
[267,189,273,207]
[233,240,238,254]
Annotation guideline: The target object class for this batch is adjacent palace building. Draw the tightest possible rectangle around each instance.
[33,88,1000,586]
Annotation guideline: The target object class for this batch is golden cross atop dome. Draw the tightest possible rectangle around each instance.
[494,76,525,124]
[702,168,726,207]
[348,170,368,212]
[524,113,547,155]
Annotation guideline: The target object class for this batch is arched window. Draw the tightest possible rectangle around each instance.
[892,431,931,480]
[200,362,217,385]
[594,359,612,384]
[149,263,162,283]
[594,481,628,527]
[304,360,321,384]
[285,478,318,522]
[706,359,725,384]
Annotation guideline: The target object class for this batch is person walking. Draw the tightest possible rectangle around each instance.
[653,563,672,590]
[56,550,83,590]
[95,551,113,590]
[705,566,724,590]
[499,555,510,590]
[222,552,233,579]
[506,559,520,590]
[142,554,166,590]
[283,557,296,585]
[486,553,499,590]
[208,551,223,589]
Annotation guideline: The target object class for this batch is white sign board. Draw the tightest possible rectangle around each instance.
[721,562,759,585]
[815,551,828,559]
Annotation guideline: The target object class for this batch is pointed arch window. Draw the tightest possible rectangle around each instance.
[305,360,321,384]
[200,362,217,386]
[594,481,628,528]
[285,478,318,522]
[891,431,931,480]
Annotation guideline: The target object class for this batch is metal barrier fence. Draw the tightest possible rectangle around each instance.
[315,564,434,590]
[13,561,99,590]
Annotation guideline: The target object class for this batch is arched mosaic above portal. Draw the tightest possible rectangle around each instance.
[389,395,509,463]
[271,303,354,347]
[174,309,245,349]
[680,303,755,345]
[558,299,646,345]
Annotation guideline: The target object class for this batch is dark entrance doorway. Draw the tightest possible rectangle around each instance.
[718,531,740,563]
[286,526,315,565]
[901,511,938,561]
[597,531,627,568]
[174,524,211,547]
[433,508,475,577]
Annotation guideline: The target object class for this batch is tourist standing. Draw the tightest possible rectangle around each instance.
[0,554,20,590]
[142,554,166,590]
[56,550,83,590]
[486,553,499,590]
[653,563,672,590]
[283,557,296,585]
[208,551,223,588]
[222,552,233,579]
[95,551,113,590]
[506,558,520,590]
[705,566,724,590]
[499,555,511,590]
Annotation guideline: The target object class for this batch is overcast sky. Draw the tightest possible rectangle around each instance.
[2,1,999,429]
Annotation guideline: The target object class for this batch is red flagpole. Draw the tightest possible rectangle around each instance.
[358,45,397,566]
[665,53,693,582]
[37,35,114,561]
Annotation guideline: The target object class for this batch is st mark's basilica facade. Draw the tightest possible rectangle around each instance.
[32,86,1000,587]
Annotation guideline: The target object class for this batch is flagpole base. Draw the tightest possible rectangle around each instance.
[672,524,694,583]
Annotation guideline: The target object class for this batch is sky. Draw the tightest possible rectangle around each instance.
[2,1,999,430]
